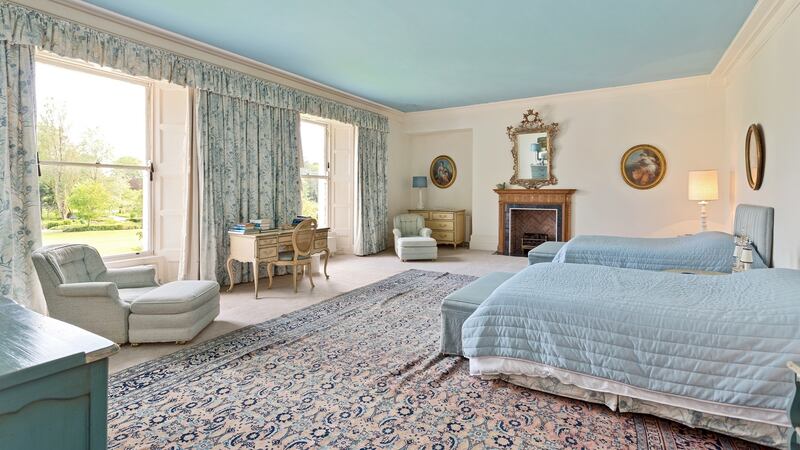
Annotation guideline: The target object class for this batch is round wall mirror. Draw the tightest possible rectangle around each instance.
[745,123,764,190]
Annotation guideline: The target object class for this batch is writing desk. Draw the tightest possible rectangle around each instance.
[226,227,330,297]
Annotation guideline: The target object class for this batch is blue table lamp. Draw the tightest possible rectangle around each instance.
[412,176,427,209]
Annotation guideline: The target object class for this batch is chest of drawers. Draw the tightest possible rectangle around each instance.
[408,209,466,248]
[0,297,118,450]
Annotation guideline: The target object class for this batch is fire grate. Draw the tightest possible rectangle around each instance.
[521,232,549,252]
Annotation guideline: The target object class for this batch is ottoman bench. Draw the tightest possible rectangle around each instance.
[128,280,220,344]
[440,272,515,356]
[396,236,438,261]
[528,241,566,265]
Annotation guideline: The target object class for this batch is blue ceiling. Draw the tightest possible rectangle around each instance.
[84,0,755,112]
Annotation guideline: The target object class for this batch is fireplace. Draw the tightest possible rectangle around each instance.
[506,206,560,256]
[495,189,575,256]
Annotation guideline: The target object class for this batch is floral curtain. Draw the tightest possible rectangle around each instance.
[0,41,44,312]
[0,1,392,285]
[0,2,389,132]
[196,89,301,284]
[354,127,389,256]
[178,89,200,280]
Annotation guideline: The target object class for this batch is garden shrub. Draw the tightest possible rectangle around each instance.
[59,222,141,233]
[42,219,73,229]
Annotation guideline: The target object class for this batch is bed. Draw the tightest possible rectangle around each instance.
[551,204,774,271]
[462,263,800,447]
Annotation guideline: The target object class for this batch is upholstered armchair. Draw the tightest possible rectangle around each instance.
[32,244,159,343]
[393,214,438,261]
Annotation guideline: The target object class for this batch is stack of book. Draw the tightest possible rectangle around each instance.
[249,218,272,229]
[229,219,272,234]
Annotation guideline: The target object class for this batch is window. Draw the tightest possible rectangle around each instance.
[300,119,329,227]
[36,56,152,258]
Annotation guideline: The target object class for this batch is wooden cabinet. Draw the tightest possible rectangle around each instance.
[0,297,118,450]
[408,209,466,248]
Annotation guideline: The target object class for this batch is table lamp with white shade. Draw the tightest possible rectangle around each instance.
[688,170,719,232]
[412,176,427,209]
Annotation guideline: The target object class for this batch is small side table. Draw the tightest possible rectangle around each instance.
[788,361,800,450]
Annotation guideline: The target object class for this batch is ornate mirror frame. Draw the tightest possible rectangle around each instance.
[507,109,559,189]
[745,123,765,190]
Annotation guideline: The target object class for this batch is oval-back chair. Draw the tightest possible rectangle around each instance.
[268,218,317,293]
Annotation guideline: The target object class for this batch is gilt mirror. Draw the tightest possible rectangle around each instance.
[508,109,559,188]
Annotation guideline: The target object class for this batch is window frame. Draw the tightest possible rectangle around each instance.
[35,52,156,261]
[299,116,331,227]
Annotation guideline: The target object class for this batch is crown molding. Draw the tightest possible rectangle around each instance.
[22,0,402,117]
[405,75,713,116]
[712,0,800,83]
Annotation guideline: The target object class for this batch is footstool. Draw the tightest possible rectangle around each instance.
[128,280,220,344]
[528,241,566,265]
[440,272,515,355]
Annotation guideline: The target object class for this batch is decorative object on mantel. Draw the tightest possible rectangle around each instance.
[508,109,559,189]
[494,189,575,255]
[495,182,507,190]
[620,144,666,189]
[412,176,428,209]
[688,170,719,232]
[745,123,765,190]
[429,155,456,188]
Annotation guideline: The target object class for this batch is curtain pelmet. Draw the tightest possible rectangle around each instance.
[0,1,389,132]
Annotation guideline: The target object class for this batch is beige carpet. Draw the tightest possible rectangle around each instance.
[109,247,528,373]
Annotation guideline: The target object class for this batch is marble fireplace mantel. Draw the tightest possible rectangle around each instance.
[494,189,576,255]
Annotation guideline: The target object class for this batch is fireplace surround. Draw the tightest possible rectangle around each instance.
[494,189,575,256]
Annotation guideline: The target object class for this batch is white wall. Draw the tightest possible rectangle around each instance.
[722,3,800,268]
[407,130,473,215]
[401,77,729,250]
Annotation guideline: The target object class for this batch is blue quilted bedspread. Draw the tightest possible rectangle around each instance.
[462,263,800,411]
[552,231,766,272]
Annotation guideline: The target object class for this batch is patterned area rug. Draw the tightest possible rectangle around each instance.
[108,270,765,449]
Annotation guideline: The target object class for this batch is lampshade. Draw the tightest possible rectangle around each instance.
[688,170,719,201]
[412,176,428,188]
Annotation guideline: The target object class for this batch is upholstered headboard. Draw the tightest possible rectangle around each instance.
[733,204,775,267]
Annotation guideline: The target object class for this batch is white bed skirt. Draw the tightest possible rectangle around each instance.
[470,356,788,448]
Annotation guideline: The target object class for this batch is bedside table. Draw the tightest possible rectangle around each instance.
[788,361,800,449]
[663,269,727,276]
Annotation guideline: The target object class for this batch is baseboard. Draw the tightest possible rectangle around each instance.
[469,234,497,252]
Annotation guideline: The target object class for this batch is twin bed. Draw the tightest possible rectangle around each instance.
[550,204,774,271]
[450,204,796,447]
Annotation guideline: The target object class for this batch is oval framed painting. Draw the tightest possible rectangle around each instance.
[745,123,765,190]
[430,155,457,188]
[620,144,666,190]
